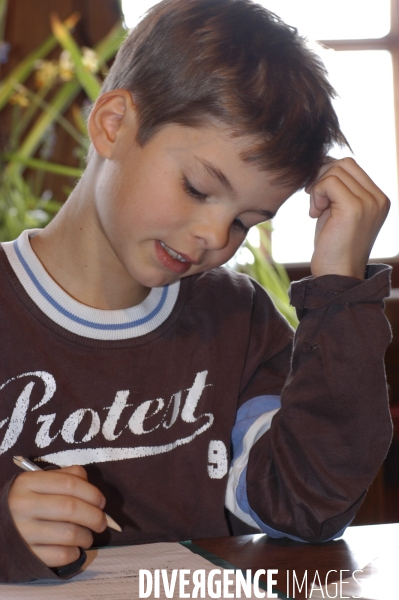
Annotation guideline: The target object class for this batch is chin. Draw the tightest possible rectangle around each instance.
[130,270,180,290]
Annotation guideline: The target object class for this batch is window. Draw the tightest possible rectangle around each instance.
[121,0,399,265]
[264,0,399,264]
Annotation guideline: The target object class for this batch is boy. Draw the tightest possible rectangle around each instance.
[0,0,392,583]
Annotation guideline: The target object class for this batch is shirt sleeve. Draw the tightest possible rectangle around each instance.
[0,477,86,582]
[226,264,393,543]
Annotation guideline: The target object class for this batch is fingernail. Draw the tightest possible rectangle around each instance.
[99,496,106,510]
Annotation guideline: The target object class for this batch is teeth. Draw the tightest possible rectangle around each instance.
[160,241,189,263]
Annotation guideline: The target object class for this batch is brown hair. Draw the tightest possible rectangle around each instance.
[101,0,348,187]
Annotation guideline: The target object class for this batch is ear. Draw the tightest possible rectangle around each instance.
[88,89,138,159]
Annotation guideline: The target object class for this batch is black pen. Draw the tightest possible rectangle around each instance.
[13,455,122,532]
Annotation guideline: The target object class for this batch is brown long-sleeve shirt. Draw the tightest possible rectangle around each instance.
[0,230,393,582]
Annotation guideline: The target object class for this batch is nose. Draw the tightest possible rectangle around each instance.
[191,216,231,251]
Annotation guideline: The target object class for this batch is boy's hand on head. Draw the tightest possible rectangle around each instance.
[307,157,390,279]
[8,465,107,568]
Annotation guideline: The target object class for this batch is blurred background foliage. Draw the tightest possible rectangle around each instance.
[0,0,298,327]
[0,2,125,238]
[237,223,298,327]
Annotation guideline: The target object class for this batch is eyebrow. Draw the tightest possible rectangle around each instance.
[194,156,276,221]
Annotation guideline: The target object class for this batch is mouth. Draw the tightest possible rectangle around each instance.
[159,241,190,263]
[155,240,193,274]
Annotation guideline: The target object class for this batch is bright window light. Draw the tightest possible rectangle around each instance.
[260,0,391,40]
[121,0,157,28]
[272,49,399,262]
[122,0,391,37]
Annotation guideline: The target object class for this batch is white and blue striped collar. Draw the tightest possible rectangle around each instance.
[2,229,180,341]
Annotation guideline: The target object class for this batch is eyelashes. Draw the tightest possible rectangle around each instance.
[181,176,249,235]
[181,176,208,201]
[232,219,249,234]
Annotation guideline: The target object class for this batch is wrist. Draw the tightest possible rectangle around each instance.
[311,258,366,280]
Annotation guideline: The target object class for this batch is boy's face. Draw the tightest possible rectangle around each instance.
[93,120,296,294]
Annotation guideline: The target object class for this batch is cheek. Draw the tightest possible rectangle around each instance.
[128,178,184,226]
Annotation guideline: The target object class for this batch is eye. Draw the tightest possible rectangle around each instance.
[182,176,208,201]
[232,219,249,234]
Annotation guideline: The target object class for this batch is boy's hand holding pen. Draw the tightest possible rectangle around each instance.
[8,455,121,569]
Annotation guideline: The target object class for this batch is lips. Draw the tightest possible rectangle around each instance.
[155,240,192,274]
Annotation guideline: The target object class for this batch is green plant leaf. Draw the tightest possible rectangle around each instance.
[95,20,126,66]
[4,81,81,177]
[50,13,101,101]
[3,18,125,180]
[0,171,61,242]
[20,85,86,146]
[3,154,83,177]
[0,12,80,111]
[239,225,299,328]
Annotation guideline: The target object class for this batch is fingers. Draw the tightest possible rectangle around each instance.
[14,491,107,533]
[306,157,390,278]
[310,173,363,221]
[9,470,107,532]
[305,156,337,193]
[30,544,82,569]
[21,519,94,549]
[309,157,390,219]
[12,469,106,510]
[311,159,390,243]
[328,157,388,202]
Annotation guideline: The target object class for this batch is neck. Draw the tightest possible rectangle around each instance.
[30,176,150,310]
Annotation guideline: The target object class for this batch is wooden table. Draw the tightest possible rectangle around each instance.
[194,523,399,599]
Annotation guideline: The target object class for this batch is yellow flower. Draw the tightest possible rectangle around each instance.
[9,91,30,108]
[34,59,58,88]
[59,50,75,81]
[82,47,99,72]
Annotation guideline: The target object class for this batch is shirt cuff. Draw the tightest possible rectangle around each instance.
[289,264,391,313]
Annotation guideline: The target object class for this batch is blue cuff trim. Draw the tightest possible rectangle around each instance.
[231,395,281,462]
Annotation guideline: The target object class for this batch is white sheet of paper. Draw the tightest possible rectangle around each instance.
[0,542,275,599]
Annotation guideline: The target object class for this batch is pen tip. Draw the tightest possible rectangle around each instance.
[106,514,122,532]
